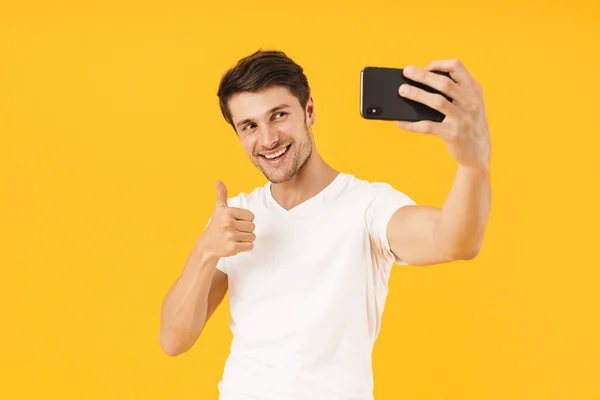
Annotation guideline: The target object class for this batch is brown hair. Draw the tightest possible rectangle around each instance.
[216,49,311,129]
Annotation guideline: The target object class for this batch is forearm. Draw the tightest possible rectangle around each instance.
[435,163,491,259]
[159,242,219,356]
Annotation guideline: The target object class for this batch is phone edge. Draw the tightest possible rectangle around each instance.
[359,67,368,119]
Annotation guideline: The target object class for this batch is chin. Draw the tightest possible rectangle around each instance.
[263,168,296,184]
[253,142,312,184]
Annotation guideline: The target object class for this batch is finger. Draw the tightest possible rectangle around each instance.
[397,119,448,138]
[215,181,228,207]
[424,58,473,86]
[233,231,256,242]
[402,65,465,105]
[233,219,255,233]
[235,241,254,253]
[227,207,255,222]
[398,84,460,118]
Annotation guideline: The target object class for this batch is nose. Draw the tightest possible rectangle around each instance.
[258,125,280,149]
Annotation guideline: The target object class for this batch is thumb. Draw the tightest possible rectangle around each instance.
[215,180,228,207]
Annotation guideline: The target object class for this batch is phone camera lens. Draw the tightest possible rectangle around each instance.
[368,107,381,115]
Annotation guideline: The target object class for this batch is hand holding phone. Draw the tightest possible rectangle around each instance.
[360,66,454,122]
[360,59,491,173]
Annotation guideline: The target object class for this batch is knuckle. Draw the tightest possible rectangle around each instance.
[417,121,431,133]
[219,211,231,223]
[413,68,423,80]
[433,95,446,109]
[225,242,236,254]
[448,130,460,143]
[459,116,472,131]
[441,79,453,93]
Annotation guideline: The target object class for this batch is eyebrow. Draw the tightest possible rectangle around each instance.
[235,104,291,129]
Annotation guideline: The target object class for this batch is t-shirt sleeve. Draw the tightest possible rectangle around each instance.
[365,182,417,265]
[215,255,229,274]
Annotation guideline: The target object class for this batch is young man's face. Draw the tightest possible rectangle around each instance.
[228,86,315,184]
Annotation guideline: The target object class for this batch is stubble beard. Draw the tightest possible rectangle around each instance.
[255,127,313,184]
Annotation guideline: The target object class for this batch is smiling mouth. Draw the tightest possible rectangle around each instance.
[260,144,291,161]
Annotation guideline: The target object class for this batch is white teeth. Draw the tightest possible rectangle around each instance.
[264,146,288,159]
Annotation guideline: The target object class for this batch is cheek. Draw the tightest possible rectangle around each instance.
[293,123,309,140]
[240,136,257,156]
[280,121,303,139]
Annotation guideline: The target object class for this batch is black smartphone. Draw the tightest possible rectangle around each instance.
[360,66,453,122]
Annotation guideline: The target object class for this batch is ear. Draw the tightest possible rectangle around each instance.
[305,96,315,126]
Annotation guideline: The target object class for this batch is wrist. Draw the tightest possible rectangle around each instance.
[193,236,220,266]
[458,161,489,179]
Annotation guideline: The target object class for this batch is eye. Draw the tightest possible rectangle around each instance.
[273,111,287,120]
[243,123,256,131]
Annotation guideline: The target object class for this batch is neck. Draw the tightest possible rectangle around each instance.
[270,152,339,211]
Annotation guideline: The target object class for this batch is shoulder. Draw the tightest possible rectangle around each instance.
[338,173,415,206]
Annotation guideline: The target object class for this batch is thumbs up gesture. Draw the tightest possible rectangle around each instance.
[201,181,256,258]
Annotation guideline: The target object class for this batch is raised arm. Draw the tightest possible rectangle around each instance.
[387,165,490,266]
[388,59,491,266]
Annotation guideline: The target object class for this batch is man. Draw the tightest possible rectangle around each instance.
[159,49,491,399]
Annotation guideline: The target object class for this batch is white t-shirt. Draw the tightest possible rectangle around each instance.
[214,172,416,400]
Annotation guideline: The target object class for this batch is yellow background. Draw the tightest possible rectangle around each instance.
[1,0,599,399]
